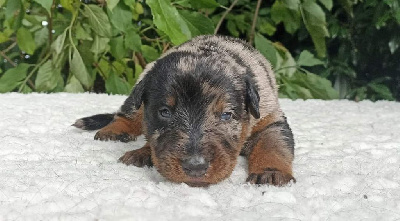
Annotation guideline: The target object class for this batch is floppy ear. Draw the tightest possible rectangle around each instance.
[120,78,146,114]
[245,77,260,119]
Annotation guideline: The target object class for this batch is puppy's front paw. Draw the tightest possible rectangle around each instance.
[246,168,295,186]
[118,146,152,167]
[94,131,137,142]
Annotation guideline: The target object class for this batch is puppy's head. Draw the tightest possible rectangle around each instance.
[132,53,260,186]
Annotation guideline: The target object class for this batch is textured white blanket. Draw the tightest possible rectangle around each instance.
[1,93,399,220]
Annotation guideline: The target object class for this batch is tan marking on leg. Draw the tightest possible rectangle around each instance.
[251,112,283,133]
[95,106,144,142]
[247,126,295,186]
[119,142,152,167]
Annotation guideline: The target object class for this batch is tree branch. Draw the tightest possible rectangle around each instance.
[214,0,239,35]
[249,0,262,45]
[0,51,17,67]
[135,52,147,69]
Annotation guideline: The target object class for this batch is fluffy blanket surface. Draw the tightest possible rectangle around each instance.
[1,93,399,220]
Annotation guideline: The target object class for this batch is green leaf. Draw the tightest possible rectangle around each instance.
[83,4,112,37]
[293,72,339,99]
[297,50,324,67]
[112,61,126,75]
[134,2,144,14]
[75,23,93,41]
[5,0,21,20]
[369,83,394,100]
[34,27,49,48]
[33,0,52,15]
[0,63,30,93]
[6,0,24,30]
[17,27,37,55]
[146,0,191,45]
[65,76,85,93]
[0,0,5,7]
[305,25,329,57]
[258,19,276,36]
[302,0,326,26]
[60,0,74,12]
[105,72,131,95]
[301,0,329,57]
[20,84,33,94]
[35,60,60,91]
[290,84,313,99]
[319,0,333,10]
[51,31,67,55]
[123,0,135,6]
[187,0,220,9]
[0,29,14,44]
[124,29,142,51]
[107,0,120,11]
[271,0,301,34]
[110,36,126,60]
[91,36,110,58]
[254,34,278,68]
[71,48,92,88]
[277,49,297,77]
[227,20,239,37]
[53,74,65,92]
[338,0,354,17]
[108,1,132,32]
[141,45,160,62]
[178,10,215,36]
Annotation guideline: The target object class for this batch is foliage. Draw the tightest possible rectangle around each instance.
[0,0,398,101]
[323,0,400,101]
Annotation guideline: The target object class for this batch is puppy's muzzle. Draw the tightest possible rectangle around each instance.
[182,156,209,177]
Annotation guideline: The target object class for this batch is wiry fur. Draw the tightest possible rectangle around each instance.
[74,35,295,187]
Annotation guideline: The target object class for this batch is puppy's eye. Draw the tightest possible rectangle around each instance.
[220,112,232,121]
[159,108,172,118]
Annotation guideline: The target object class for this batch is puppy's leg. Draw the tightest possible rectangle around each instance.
[94,107,144,142]
[119,142,152,167]
[242,113,295,186]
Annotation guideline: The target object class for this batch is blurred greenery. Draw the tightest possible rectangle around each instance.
[0,0,399,101]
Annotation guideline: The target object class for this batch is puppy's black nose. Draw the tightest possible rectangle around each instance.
[182,156,209,177]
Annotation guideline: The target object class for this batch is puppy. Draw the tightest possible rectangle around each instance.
[74,35,295,187]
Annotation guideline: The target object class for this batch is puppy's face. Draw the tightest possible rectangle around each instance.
[133,55,259,186]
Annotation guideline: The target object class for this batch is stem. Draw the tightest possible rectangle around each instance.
[68,9,80,51]
[249,0,262,45]
[93,62,107,79]
[162,42,171,53]
[140,26,154,34]
[48,0,55,45]
[134,52,147,69]
[141,35,161,42]
[3,42,17,54]
[275,65,299,72]
[18,53,51,92]
[214,0,239,35]
[0,51,17,67]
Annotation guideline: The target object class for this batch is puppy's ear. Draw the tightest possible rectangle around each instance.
[131,79,146,109]
[245,76,260,119]
[120,78,146,114]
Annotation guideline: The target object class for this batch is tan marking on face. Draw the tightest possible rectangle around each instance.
[238,120,250,150]
[166,95,176,107]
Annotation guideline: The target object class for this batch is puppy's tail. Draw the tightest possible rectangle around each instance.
[72,113,115,130]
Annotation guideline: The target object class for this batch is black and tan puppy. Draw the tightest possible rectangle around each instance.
[74,35,295,187]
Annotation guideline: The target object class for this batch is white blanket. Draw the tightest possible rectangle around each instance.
[1,93,399,220]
